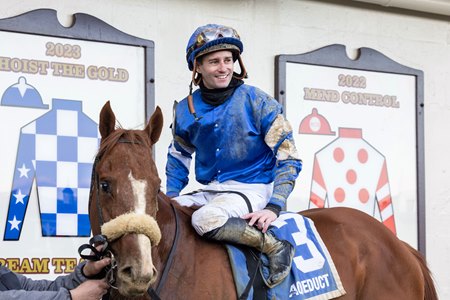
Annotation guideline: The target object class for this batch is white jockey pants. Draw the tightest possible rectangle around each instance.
[173,180,273,236]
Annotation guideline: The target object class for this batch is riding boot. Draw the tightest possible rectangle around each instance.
[203,217,294,287]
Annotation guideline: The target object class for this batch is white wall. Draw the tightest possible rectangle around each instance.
[0,0,448,297]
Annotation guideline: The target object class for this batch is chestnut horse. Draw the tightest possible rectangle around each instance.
[88,102,438,300]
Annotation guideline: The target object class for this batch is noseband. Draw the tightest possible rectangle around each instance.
[101,212,161,245]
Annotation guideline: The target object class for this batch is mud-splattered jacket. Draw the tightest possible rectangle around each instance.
[166,84,302,209]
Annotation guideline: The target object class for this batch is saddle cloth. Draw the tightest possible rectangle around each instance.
[226,212,346,300]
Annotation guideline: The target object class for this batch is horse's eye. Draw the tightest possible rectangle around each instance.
[99,181,111,193]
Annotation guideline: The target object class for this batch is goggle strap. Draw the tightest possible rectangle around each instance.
[233,55,248,80]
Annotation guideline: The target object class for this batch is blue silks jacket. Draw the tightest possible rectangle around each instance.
[166,84,302,209]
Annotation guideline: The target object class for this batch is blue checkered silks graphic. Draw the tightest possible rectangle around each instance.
[3,99,100,240]
[1,76,49,109]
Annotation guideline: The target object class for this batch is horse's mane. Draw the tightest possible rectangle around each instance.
[97,127,152,158]
[158,192,197,217]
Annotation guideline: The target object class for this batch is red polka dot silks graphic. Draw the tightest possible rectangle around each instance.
[309,128,396,234]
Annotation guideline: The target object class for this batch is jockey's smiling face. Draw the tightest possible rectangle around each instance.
[196,50,234,89]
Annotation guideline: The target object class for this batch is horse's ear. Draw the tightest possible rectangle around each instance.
[99,101,116,139]
[145,106,163,145]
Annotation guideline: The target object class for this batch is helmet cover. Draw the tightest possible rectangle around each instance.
[186,24,243,71]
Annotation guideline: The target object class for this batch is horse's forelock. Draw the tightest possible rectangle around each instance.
[97,128,152,159]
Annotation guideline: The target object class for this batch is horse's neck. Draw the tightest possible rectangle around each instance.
[153,194,196,272]
[151,194,236,299]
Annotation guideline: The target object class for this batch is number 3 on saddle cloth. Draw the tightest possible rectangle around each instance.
[226,213,346,300]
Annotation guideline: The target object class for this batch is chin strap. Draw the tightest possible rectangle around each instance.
[188,59,202,121]
[233,55,248,80]
[187,82,202,121]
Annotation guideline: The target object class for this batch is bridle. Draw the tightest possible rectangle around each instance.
[78,234,117,290]
[79,198,180,300]
[78,153,118,290]
[80,138,180,300]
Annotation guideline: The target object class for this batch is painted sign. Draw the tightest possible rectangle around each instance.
[0,9,154,279]
[276,45,425,253]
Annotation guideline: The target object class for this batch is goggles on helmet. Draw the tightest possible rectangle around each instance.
[187,26,240,61]
[197,27,240,47]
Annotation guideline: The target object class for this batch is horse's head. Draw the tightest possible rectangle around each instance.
[89,101,163,297]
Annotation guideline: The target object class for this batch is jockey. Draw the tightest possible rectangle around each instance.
[166,24,302,287]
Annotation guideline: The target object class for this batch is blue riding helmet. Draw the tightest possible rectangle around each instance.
[186,24,244,71]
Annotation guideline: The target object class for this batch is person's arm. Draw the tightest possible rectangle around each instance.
[0,258,110,300]
[243,95,302,232]
[0,287,74,300]
[68,254,111,300]
[264,113,302,210]
[69,279,109,300]
[166,136,194,197]
[0,279,108,300]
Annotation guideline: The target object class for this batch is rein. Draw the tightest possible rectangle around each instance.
[147,194,180,300]
[78,234,118,290]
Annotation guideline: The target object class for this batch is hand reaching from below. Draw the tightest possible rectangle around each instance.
[69,279,109,300]
[82,257,111,278]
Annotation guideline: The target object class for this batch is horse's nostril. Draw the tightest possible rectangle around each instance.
[119,264,154,283]
[120,266,134,279]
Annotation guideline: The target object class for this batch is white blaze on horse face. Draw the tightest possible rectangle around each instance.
[128,171,154,277]
[128,171,147,214]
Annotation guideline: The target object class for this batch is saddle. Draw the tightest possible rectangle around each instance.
[225,212,346,300]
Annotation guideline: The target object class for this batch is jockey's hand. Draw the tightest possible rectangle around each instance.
[242,209,277,233]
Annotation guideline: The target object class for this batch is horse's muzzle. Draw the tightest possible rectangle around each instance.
[117,261,158,296]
